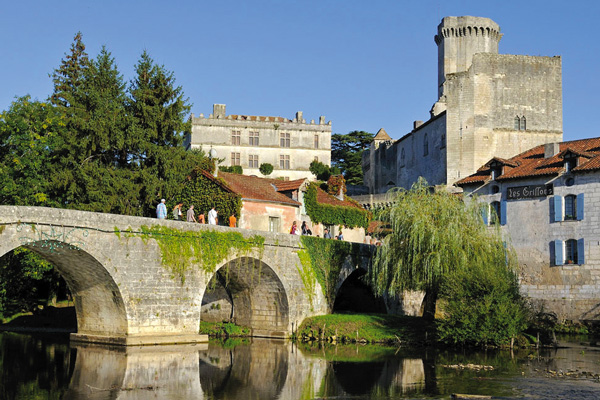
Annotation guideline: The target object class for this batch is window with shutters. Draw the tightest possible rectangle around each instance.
[565,239,578,264]
[564,194,577,220]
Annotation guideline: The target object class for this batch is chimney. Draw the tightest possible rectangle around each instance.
[295,111,305,123]
[414,120,424,129]
[544,142,560,158]
[335,187,344,202]
[213,104,226,118]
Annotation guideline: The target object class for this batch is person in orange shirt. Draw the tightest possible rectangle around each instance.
[229,213,237,228]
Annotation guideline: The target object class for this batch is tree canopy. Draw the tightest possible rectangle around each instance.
[331,130,373,186]
[368,179,527,345]
[0,32,208,317]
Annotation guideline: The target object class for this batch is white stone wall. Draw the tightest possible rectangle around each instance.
[462,171,600,322]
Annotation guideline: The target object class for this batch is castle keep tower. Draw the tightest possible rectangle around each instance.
[362,16,562,194]
[434,16,502,98]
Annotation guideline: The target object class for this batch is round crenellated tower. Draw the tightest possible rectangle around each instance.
[435,16,502,98]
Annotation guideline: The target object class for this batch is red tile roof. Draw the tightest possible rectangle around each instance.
[272,178,307,192]
[218,172,301,206]
[315,187,365,210]
[456,137,600,186]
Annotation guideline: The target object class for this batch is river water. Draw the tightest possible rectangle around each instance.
[1,332,599,399]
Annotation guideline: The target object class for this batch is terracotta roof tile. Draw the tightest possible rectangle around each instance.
[315,187,365,210]
[456,137,600,186]
[218,172,301,206]
[272,178,307,192]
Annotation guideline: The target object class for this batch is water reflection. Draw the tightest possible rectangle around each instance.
[2,332,600,399]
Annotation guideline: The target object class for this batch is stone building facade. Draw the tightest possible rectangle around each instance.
[184,104,332,181]
[457,138,600,322]
[363,16,563,193]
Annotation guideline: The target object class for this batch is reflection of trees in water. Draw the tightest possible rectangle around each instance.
[0,333,75,399]
[199,340,288,399]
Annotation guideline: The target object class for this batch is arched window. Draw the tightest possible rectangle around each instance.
[565,239,578,264]
[514,116,520,130]
[423,134,429,156]
[520,116,526,131]
[564,194,577,220]
[490,201,501,225]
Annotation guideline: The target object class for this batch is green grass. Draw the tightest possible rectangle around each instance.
[296,313,436,345]
[200,321,251,337]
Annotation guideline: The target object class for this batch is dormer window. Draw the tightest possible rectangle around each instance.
[564,155,577,172]
[489,161,503,180]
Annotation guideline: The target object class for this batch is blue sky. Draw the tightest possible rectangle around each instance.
[0,0,596,141]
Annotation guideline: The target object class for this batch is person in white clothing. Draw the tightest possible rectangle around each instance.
[208,207,218,225]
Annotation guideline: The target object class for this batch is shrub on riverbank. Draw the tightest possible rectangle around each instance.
[200,321,250,337]
[296,313,436,345]
[436,260,528,347]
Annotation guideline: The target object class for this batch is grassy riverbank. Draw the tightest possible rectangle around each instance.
[296,313,436,345]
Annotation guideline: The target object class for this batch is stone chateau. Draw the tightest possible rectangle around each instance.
[184,104,332,181]
[362,16,563,193]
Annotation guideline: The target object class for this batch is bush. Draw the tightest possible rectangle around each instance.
[259,163,273,176]
[219,165,243,174]
[437,260,528,347]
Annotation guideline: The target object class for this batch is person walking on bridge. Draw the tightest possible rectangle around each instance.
[229,213,237,228]
[156,199,167,219]
[187,205,197,223]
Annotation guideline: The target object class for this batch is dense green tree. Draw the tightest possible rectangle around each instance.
[331,130,373,185]
[127,50,202,215]
[0,97,63,207]
[368,179,525,345]
[309,160,340,181]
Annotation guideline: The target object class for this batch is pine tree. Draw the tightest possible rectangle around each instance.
[127,51,202,216]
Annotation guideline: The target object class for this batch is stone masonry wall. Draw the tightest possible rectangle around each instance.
[463,171,600,322]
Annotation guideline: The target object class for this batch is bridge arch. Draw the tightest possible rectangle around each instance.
[0,235,128,337]
[201,256,290,337]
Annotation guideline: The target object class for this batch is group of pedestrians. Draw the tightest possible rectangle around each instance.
[156,199,236,227]
[289,221,344,240]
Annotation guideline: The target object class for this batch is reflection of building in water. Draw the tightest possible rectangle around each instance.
[64,343,205,399]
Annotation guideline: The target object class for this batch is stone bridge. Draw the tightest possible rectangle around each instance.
[0,206,376,346]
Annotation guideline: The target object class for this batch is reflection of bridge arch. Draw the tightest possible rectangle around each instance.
[201,257,290,337]
[0,235,128,338]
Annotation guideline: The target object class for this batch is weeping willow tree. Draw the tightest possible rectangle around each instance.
[369,179,527,346]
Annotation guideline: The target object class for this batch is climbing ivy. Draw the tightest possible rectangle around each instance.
[176,166,242,219]
[303,182,371,229]
[115,225,264,283]
[298,236,362,310]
